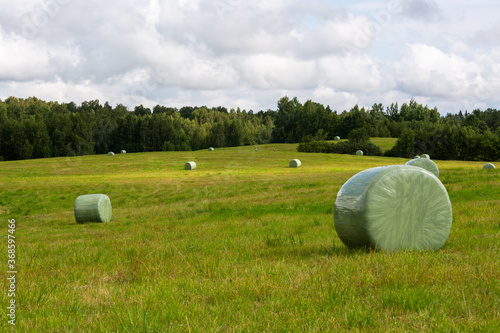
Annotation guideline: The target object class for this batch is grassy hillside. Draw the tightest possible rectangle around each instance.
[0,143,499,332]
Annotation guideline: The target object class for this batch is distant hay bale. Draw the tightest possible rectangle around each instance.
[334,165,452,252]
[414,155,420,159]
[421,154,430,159]
[405,158,439,178]
[74,194,112,223]
[185,161,196,170]
[208,147,214,151]
[483,163,496,169]
[107,152,115,156]
[355,150,363,156]
[121,150,126,154]
[289,159,301,168]
[334,136,340,141]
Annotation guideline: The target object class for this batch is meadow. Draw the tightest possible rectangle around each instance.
[0,138,499,332]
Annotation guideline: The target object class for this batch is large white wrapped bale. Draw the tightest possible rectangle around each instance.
[405,158,439,178]
[483,163,496,169]
[74,194,112,223]
[120,150,126,154]
[355,150,363,156]
[334,136,340,141]
[289,159,301,168]
[421,154,430,159]
[334,165,452,252]
[185,161,196,170]
[208,147,215,151]
[108,152,115,156]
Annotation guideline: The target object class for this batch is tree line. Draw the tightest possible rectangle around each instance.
[0,96,499,161]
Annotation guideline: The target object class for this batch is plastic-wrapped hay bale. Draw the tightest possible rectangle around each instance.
[121,150,126,154]
[74,194,112,223]
[289,159,301,168]
[421,154,430,159]
[355,150,363,156]
[405,158,439,178]
[208,147,214,151]
[185,161,196,170]
[334,165,452,252]
[334,136,340,141]
[483,163,496,169]
[108,152,115,156]
[414,155,420,159]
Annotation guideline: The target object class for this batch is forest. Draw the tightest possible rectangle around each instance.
[0,96,499,161]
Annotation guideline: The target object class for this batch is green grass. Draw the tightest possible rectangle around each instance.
[1,141,499,332]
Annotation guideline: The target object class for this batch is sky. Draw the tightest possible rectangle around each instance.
[1,0,499,115]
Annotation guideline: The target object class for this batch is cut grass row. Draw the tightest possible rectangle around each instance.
[0,140,499,332]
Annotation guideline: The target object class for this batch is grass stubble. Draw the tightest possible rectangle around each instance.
[0,139,499,332]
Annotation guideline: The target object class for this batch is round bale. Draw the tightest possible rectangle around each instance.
[355,150,363,156]
[483,163,496,169]
[414,155,420,159]
[421,154,430,159]
[185,161,196,170]
[334,136,341,141]
[405,158,439,178]
[74,194,112,223]
[107,152,115,156]
[289,159,301,168]
[121,150,126,154]
[208,147,214,151]
[334,165,452,252]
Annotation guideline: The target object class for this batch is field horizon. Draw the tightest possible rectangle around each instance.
[1,139,499,332]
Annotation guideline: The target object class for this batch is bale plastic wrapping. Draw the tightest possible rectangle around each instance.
[483,163,496,169]
[185,161,196,170]
[355,150,363,156]
[289,159,301,168]
[74,194,112,223]
[121,150,126,154]
[334,136,340,141]
[334,165,452,252]
[405,158,439,178]
[208,147,214,151]
[421,154,430,159]
[108,152,115,156]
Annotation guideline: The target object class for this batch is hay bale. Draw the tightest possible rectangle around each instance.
[121,150,126,154]
[421,154,430,159]
[334,165,452,252]
[208,147,214,151]
[483,163,496,169]
[107,152,115,156]
[405,158,439,178]
[334,136,341,141]
[414,155,420,159]
[74,194,112,223]
[355,150,363,156]
[185,161,196,170]
[289,159,301,168]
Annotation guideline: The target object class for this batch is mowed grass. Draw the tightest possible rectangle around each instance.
[0,141,499,332]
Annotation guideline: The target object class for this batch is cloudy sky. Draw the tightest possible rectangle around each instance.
[1,0,499,114]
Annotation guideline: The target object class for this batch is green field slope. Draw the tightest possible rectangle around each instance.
[0,144,499,332]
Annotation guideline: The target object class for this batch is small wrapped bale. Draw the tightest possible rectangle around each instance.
[121,150,126,154]
[289,159,301,168]
[208,147,214,151]
[355,150,363,156]
[74,194,112,223]
[483,163,496,169]
[334,136,340,141]
[185,161,196,170]
[334,165,452,252]
[421,154,430,159]
[414,155,420,159]
[405,158,439,178]
[108,152,115,156]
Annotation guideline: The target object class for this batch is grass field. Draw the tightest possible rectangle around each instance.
[0,139,499,332]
